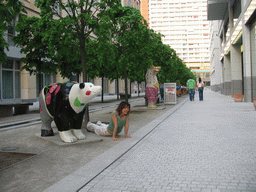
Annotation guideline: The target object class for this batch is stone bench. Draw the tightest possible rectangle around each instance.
[0,103,33,117]
[119,93,131,99]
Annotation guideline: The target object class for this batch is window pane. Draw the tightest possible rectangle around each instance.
[36,74,43,96]
[3,59,13,69]
[3,70,13,99]
[70,75,78,82]
[53,75,56,83]
[15,71,21,98]
[8,35,15,46]
[45,74,51,85]
[15,60,20,70]
[8,26,15,35]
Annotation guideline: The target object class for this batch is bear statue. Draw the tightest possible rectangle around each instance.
[145,65,161,108]
[39,82,101,143]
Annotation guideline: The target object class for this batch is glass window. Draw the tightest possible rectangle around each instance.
[36,73,44,96]
[8,18,15,47]
[15,71,21,98]
[15,60,20,70]
[3,71,13,99]
[36,73,56,96]
[45,74,51,85]
[1,58,21,99]
[3,59,13,69]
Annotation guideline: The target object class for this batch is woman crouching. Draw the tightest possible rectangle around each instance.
[87,101,132,141]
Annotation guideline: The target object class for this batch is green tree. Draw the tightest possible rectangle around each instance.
[15,0,119,81]
[100,5,151,101]
[156,43,195,86]
[0,0,26,64]
[13,16,60,91]
[14,17,57,75]
[86,39,116,102]
[14,0,121,123]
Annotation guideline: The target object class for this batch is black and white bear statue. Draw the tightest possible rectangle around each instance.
[39,82,101,143]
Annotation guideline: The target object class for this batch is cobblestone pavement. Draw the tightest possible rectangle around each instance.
[79,91,256,192]
[0,94,187,192]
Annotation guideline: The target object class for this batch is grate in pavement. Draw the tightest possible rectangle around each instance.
[0,151,36,171]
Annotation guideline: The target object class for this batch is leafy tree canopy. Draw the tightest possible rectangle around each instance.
[0,0,26,64]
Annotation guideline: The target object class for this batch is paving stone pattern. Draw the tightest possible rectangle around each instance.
[0,95,186,192]
[80,92,256,192]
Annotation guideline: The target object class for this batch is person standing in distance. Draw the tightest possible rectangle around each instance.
[197,77,204,101]
[186,76,196,101]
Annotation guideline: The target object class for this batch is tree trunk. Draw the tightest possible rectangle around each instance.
[80,31,87,83]
[38,72,42,93]
[124,67,128,102]
[145,70,147,87]
[80,34,89,123]
[130,80,132,98]
[116,78,120,100]
[101,77,104,103]
[138,82,140,97]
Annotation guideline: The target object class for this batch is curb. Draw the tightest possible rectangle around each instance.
[44,98,189,192]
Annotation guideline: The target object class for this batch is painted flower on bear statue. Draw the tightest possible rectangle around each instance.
[46,93,51,105]
[49,85,58,93]
[54,86,61,95]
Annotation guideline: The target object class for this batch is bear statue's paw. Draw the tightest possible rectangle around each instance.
[148,102,157,108]
[148,105,157,108]
[59,130,78,143]
[71,129,86,140]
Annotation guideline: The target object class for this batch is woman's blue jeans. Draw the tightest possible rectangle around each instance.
[198,87,204,101]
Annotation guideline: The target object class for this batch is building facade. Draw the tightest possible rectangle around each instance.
[208,0,256,102]
[141,0,211,85]
[0,0,142,117]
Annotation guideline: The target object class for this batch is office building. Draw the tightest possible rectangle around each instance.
[208,0,256,102]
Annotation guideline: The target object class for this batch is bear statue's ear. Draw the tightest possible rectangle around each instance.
[79,83,85,89]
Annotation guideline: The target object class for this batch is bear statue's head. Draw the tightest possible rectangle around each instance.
[69,82,102,114]
[150,65,161,75]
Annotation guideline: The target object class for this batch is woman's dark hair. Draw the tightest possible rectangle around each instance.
[198,77,202,83]
[116,101,130,116]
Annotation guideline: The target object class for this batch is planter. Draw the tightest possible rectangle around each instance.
[176,89,182,97]
[233,94,243,102]
[253,98,256,110]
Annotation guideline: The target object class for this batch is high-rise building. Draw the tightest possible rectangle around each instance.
[141,0,211,85]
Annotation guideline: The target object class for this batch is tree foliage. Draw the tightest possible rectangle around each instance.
[13,17,58,75]
[14,0,120,80]
[0,0,26,64]
[97,5,152,101]
[13,0,195,97]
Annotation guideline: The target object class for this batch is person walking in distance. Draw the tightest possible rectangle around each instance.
[197,77,204,101]
[186,76,196,101]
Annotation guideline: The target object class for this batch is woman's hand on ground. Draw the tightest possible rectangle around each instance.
[113,137,120,141]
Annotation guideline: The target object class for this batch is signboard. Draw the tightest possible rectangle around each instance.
[164,83,176,104]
